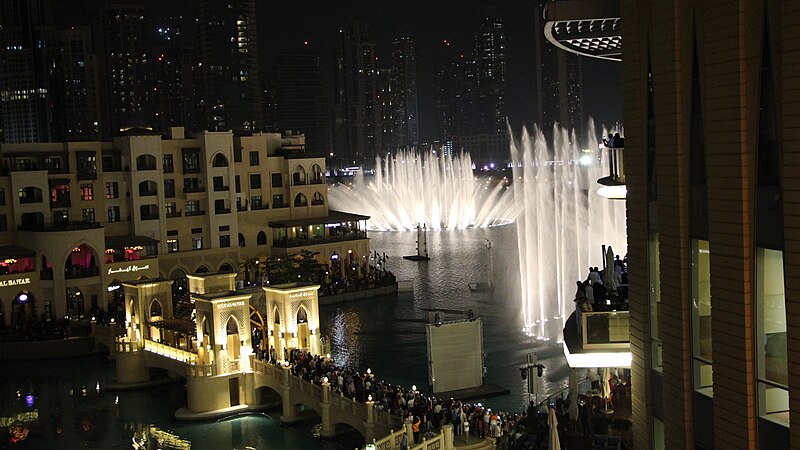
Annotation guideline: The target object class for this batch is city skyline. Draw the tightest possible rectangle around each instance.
[31,0,622,147]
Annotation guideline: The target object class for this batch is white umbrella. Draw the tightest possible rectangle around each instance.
[604,246,618,292]
[547,407,561,450]
[600,366,612,400]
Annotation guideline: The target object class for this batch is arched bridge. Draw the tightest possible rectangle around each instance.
[251,358,403,441]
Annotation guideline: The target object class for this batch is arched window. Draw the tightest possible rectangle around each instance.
[136,154,157,171]
[310,164,324,184]
[219,263,234,273]
[238,233,246,247]
[226,317,239,335]
[257,231,267,245]
[292,165,307,185]
[195,265,210,273]
[18,186,43,204]
[297,307,308,324]
[212,153,229,167]
[294,193,308,207]
[150,299,163,317]
[312,192,324,206]
[138,180,158,196]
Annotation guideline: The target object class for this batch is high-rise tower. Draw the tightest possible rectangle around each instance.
[473,16,507,135]
[334,19,381,161]
[0,0,51,143]
[274,46,330,152]
[384,36,419,152]
[534,4,584,141]
[103,3,152,133]
[48,26,102,141]
[197,0,262,134]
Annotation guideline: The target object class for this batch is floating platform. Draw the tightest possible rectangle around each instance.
[434,383,510,402]
[403,255,430,261]
[468,282,494,292]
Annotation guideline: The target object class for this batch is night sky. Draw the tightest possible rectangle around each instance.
[54,0,622,142]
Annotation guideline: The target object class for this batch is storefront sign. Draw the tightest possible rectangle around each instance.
[0,277,31,287]
[288,291,313,299]
[219,300,245,309]
[107,264,150,275]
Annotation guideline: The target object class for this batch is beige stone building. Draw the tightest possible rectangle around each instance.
[0,128,369,327]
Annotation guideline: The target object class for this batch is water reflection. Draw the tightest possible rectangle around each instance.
[0,356,359,449]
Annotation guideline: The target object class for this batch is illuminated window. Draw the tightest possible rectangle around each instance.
[80,183,94,201]
[757,248,788,425]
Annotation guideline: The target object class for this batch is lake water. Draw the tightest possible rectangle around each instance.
[0,224,570,449]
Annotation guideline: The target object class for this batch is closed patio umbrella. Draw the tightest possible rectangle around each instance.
[547,406,561,450]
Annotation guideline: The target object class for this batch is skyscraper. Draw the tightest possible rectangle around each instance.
[473,16,507,135]
[0,0,51,143]
[274,47,330,152]
[534,4,584,141]
[197,0,262,134]
[103,3,152,133]
[151,15,200,133]
[48,26,102,141]
[384,36,419,152]
[334,19,381,161]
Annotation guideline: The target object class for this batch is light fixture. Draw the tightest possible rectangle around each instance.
[368,394,373,402]
[597,141,626,200]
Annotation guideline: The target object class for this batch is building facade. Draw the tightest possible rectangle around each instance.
[103,3,153,134]
[334,19,382,162]
[196,0,263,134]
[384,36,419,152]
[0,0,51,143]
[622,1,796,449]
[0,128,369,328]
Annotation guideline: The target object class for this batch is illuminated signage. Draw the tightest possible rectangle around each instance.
[107,264,150,275]
[219,300,245,309]
[0,277,31,287]
[288,291,313,299]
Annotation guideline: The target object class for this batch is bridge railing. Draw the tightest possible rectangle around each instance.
[409,431,445,450]
[115,337,142,353]
[375,409,404,429]
[143,339,197,364]
[366,428,407,450]
[187,363,215,377]
[91,323,124,338]
[332,392,369,421]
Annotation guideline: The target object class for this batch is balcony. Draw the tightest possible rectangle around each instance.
[272,231,367,248]
[237,204,248,212]
[19,221,101,232]
[183,186,205,194]
[183,167,201,174]
[214,208,231,215]
[311,200,324,206]
[185,210,206,217]
[65,266,100,279]
[139,190,158,197]
[562,308,631,368]
[19,196,43,204]
[137,164,157,171]
[213,185,230,192]
[141,214,159,221]
[77,170,97,181]
[51,198,71,208]
[251,203,269,211]
[310,178,325,185]
[166,211,182,218]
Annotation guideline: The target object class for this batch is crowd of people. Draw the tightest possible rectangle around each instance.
[574,255,629,313]
[255,348,631,449]
[320,264,397,297]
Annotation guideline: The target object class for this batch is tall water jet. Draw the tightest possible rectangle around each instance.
[513,122,627,341]
[329,149,516,231]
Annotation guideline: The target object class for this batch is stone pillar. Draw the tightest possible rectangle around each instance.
[279,365,296,423]
[405,422,414,446]
[115,340,149,384]
[363,400,376,442]
[442,424,454,449]
[319,382,335,437]
[569,368,579,421]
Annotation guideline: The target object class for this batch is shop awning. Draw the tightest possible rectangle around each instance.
[268,210,370,228]
[105,235,160,248]
[0,245,36,259]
